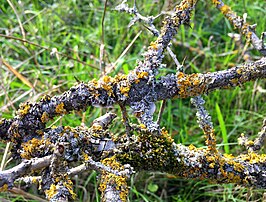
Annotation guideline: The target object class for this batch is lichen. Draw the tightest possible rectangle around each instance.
[41,112,49,123]
[100,156,129,202]
[20,138,51,159]
[0,184,8,192]
[17,102,31,116]
[45,184,57,200]
[55,102,66,114]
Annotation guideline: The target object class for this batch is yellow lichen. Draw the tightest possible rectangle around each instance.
[55,102,66,114]
[0,184,8,192]
[41,112,49,123]
[32,177,39,184]
[137,71,149,79]
[45,184,57,200]
[233,162,244,172]
[220,5,231,15]
[240,152,266,164]
[139,124,146,129]
[212,0,221,6]
[114,74,127,82]
[149,41,158,50]
[100,156,128,202]
[18,103,31,116]
[236,68,242,74]
[188,144,197,151]
[82,152,90,161]
[42,94,51,102]
[63,180,77,199]
[245,140,254,147]
[120,86,130,97]
[20,138,50,159]
[223,153,234,159]
[209,163,215,168]
[92,124,102,131]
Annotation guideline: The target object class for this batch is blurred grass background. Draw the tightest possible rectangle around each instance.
[0,0,265,201]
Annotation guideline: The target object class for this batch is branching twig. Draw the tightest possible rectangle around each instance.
[211,0,266,55]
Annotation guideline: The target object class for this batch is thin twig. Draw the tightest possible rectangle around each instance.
[7,0,26,41]
[119,103,132,136]
[0,34,98,70]
[156,100,166,125]
[100,0,108,76]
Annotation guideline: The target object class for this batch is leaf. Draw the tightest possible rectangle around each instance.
[1,59,34,89]
[147,183,159,193]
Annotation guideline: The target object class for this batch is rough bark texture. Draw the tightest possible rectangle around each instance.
[0,0,265,201]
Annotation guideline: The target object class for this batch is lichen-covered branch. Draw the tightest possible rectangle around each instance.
[238,119,266,152]
[211,0,266,55]
[191,96,216,152]
[0,155,52,191]
[113,128,266,188]
[1,0,266,201]
[1,57,265,147]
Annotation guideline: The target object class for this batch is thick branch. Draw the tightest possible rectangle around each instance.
[0,155,51,190]
[114,130,266,188]
[0,57,265,148]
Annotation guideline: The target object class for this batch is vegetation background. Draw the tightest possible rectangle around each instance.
[0,0,265,201]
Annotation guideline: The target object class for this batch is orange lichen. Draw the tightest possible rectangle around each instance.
[120,86,130,97]
[41,112,49,123]
[20,138,50,159]
[100,156,128,202]
[0,184,8,192]
[137,71,149,79]
[55,102,66,114]
[17,103,31,116]
[212,0,221,6]
[220,5,231,15]
[63,180,77,199]
[92,124,102,131]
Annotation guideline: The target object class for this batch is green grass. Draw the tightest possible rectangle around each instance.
[0,0,266,201]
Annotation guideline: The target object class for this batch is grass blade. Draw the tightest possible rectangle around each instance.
[215,103,229,153]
